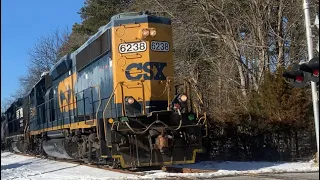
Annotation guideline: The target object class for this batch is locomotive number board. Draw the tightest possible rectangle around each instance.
[151,41,170,52]
[118,42,147,54]
[118,41,170,54]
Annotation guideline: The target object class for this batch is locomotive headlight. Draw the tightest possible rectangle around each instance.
[150,29,157,37]
[171,94,188,111]
[142,29,150,37]
[126,97,135,104]
[178,94,187,102]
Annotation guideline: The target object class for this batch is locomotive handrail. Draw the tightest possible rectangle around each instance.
[183,78,207,137]
[169,77,208,137]
[92,85,102,140]
[32,85,102,130]
[58,85,102,137]
[64,85,102,139]
[165,76,175,110]
[23,116,29,144]
[102,82,122,142]
[101,80,149,141]
[141,81,146,114]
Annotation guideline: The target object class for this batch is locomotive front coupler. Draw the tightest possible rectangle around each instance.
[152,129,174,154]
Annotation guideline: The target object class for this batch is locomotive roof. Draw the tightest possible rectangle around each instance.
[1,114,5,122]
[4,98,24,113]
[70,12,171,60]
[49,53,72,80]
[46,12,171,84]
[70,21,112,59]
[110,12,171,26]
[26,74,46,97]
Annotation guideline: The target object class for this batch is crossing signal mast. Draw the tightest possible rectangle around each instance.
[283,1,319,163]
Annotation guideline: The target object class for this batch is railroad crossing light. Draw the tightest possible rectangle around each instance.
[299,57,319,83]
[283,64,310,88]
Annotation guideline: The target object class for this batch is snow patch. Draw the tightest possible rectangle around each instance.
[143,161,319,179]
[1,152,138,180]
[1,152,318,180]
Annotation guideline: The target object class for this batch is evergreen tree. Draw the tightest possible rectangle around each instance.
[73,0,132,35]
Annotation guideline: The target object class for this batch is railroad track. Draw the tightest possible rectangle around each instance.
[10,152,218,176]
[15,152,146,176]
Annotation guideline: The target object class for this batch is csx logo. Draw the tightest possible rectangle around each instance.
[125,62,166,80]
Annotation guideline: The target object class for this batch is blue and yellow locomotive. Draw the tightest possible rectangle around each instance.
[3,12,207,169]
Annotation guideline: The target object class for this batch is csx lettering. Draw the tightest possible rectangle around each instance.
[125,62,166,80]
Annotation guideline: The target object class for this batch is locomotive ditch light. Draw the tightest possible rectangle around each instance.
[299,57,319,83]
[124,96,142,116]
[171,94,188,110]
[283,64,310,88]
[178,94,187,102]
[125,96,135,105]
[142,29,150,37]
[150,28,157,37]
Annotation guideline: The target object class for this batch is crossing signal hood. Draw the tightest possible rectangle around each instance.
[283,64,311,88]
[299,57,319,83]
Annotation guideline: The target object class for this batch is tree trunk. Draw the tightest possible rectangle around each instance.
[236,60,247,97]
[295,130,300,158]
[276,0,285,68]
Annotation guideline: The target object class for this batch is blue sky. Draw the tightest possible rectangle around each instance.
[1,0,84,102]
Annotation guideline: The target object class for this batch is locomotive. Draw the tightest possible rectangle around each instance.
[2,12,207,169]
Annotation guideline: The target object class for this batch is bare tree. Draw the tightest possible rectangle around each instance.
[18,28,70,96]
[1,97,14,113]
[1,100,10,113]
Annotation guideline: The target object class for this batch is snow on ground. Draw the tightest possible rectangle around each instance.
[1,151,319,180]
[144,160,319,179]
[1,152,138,180]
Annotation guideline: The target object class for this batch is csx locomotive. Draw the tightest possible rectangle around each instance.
[2,12,207,169]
